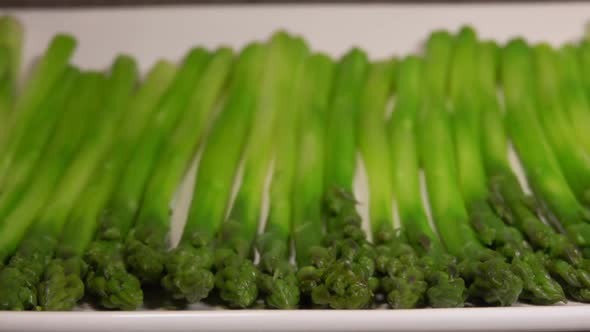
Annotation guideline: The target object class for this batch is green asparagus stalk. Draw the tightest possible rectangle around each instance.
[214,34,298,309]
[320,49,369,252]
[85,48,210,310]
[126,48,233,286]
[556,44,590,155]
[390,57,439,254]
[161,43,266,304]
[531,44,590,207]
[501,39,590,251]
[481,41,590,302]
[389,56,466,308]
[0,72,106,310]
[0,16,23,118]
[359,60,428,309]
[450,28,563,305]
[359,61,394,242]
[299,49,377,310]
[320,50,369,251]
[39,61,176,311]
[420,31,523,306]
[323,48,368,201]
[0,35,76,180]
[291,53,334,280]
[254,35,309,309]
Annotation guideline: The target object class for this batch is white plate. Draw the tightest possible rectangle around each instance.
[3,3,590,331]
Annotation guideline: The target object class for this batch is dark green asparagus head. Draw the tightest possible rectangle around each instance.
[218,218,253,259]
[308,239,377,309]
[467,202,498,246]
[311,261,374,309]
[487,175,515,224]
[545,257,590,302]
[374,240,414,274]
[425,271,466,308]
[38,257,86,311]
[419,253,466,308]
[161,243,215,303]
[296,236,377,309]
[488,174,585,264]
[257,232,289,274]
[323,188,363,232]
[258,262,300,309]
[0,267,37,310]
[214,248,260,308]
[256,234,300,309]
[0,235,57,310]
[381,254,428,309]
[494,226,531,259]
[304,187,378,309]
[125,224,169,284]
[459,252,523,306]
[84,241,143,310]
[296,265,324,295]
[511,252,565,304]
[85,263,143,310]
[376,236,429,309]
[548,234,584,265]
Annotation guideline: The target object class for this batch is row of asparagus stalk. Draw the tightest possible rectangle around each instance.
[1,16,590,310]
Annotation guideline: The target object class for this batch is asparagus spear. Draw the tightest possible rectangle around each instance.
[126,48,233,286]
[420,31,523,306]
[359,61,395,242]
[481,41,590,302]
[501,39,590,252]
[161,43,266,303]
[556,44,590,155]
[299,49,377,309]
[254,34,309,309]
[389,56,466,308]
[291,53,334,297]
[531,44,590,207]
[0,72,105,310]
[323,49,368,204]
[450,28,564,304]
[214,34,299,309]
[0,16,23,118]
[85,48,209,310]
[390,57,439,255]
[39,61,177,311]
[358,60,428,309]
[0,35,76,181]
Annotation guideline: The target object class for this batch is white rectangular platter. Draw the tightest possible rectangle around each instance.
[2,3,590,331]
